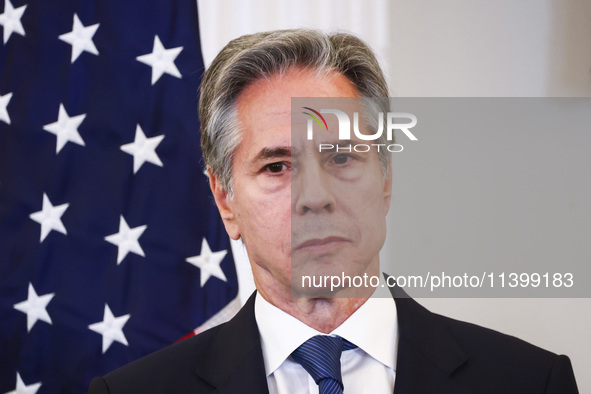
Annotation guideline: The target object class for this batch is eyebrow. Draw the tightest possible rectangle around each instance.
[317,140,357,151]
[253,146,294,162]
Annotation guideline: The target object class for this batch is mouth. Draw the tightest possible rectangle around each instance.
[294,236,349,253]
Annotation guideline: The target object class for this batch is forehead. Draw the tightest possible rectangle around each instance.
[235,68,360,138]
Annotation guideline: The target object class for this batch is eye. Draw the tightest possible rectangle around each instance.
[332,154,352,165]
[264,162,288,173]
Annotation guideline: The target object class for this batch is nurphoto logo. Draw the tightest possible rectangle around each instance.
[302,107,418,152]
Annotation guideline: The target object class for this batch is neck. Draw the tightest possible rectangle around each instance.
[259,288,370,333]
[254,274,378,333]
[252,257,381,332]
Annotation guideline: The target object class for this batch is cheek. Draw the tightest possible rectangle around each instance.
[238,192,291,244]
[262,197,291,238]
[356,180,388,233]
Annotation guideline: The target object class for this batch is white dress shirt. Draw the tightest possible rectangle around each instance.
[254,293,398,394]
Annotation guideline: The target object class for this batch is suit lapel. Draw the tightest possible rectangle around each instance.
[193,292,269,394]
[390,284,469,393]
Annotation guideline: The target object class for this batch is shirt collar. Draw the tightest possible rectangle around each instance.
[254,292,398,377]
[332,296,398,371]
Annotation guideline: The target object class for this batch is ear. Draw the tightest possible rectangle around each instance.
[382,162,393,215]
[208,168,241,240]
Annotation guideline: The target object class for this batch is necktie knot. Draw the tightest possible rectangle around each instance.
[290,335,357,394]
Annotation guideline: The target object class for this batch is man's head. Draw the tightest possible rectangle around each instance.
[199,29,390,195]
[199,29,392,299]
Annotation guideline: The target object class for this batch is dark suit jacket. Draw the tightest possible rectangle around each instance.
[89,289,579,393]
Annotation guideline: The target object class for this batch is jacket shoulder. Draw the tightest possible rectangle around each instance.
[89,292,263,394]
[438,312,558,361]
[393,294,578,393]
[89,325,223,394]
[435,311,577,392]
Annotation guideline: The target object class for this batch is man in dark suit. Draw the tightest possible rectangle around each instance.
[90,29,578,393]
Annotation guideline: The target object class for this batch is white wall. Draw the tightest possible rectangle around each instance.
[385,0,591,97]
[197,0,591,391]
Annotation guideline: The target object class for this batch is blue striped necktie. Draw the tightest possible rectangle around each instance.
[291,335,357,394]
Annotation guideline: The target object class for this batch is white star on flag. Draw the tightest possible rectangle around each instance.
[29,193,69,242]
[43,104,86,154]
[88,304,130,354]
[0,91,12,124]
[0,0,27,44]
[120,125,164,173]
[136,35,183,85]
[13,283,55,332]
[5,373,41,394]
[187,238,228,287]
[104,216,147,264]
[59,13,99,63]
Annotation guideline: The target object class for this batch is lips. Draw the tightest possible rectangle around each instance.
[294,236,349,251]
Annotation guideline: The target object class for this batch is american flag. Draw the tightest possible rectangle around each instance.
[0,0,239,392]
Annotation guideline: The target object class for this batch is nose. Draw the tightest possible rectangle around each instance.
[293,162,335,215]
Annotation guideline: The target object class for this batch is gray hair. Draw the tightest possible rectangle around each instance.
[199,29,391,194]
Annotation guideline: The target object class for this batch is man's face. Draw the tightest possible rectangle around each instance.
[210,68,392,300]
